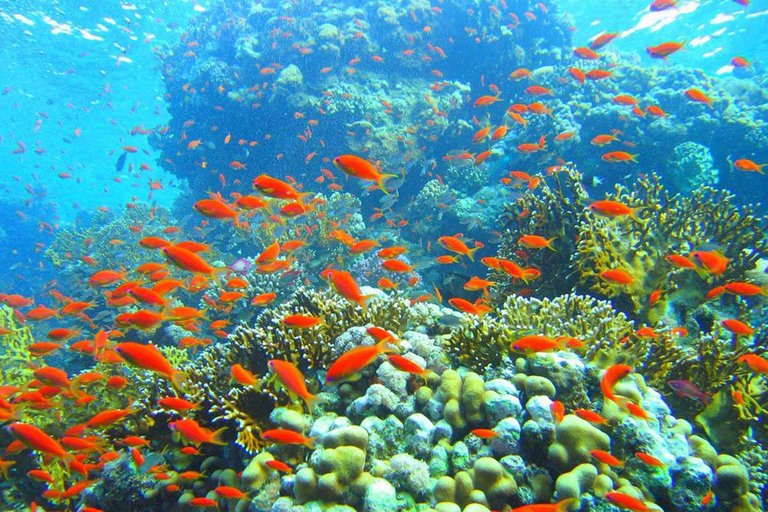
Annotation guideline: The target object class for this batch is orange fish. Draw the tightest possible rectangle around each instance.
[473,94,502,107]
[592,449,624,467]
[230,364,259,387]
[115,342,187,388]
[518,235,556,250]
[604,492,654,511]
[600,268,635,286]
[509,498,578,512]
[438,236,479,260]
[326,340,396,384]
[333,154,397,193]
[169,419,226,446]
[268,359,322,411]
[665,254,696,269]
[550,401,565,424]
[646,41,685,59]
[8,423,75,468]
[511,335,564,354]
[738,354,768,373]
[327,269,373,310]
[602,151,638,163]
[253,174,312,206]
[194,199,241,226]
[282,314,323,328]
[261,429,315,448]
[448,297,491,316]
[591,134,619,147]
[601,364,633,403]
[636,452,666,467]
[387,354,428,383]
[724,282,766,296]
[685,88,713,109]
[574,409,608,424]
[158,397,199,411]
[721,319,754,336]
[590,32,619,50]
[470,428,498,439]
[588,200,643,222]
[265,460,293,473]
[690,251,728,276]
[251,292,277,306]
[381,259,416,273]
[86,408,134,428]
[731,158,765,174]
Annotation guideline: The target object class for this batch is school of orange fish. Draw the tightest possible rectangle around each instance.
[1,0,767,510]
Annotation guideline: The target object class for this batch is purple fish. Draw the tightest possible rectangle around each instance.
[668,380,711,403]
[229,258,252,275]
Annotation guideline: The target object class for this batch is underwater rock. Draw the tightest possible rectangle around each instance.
[554,463,598,500]
[348,383,400,418]
[404,413,436,460]
[489,417,522,458]
[81,455,162,512]
[363,478,398,512]
[548,414,611,471]
[386,453,431,499]
[360,415,404,460]
[667,141,719,193]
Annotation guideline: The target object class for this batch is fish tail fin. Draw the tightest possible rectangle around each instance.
[377,174,398,194]
[211,426,228,446]
[376,338,400,354]
[466,246,480,261]
[630,207,645,223]
[546,237,558,251]
[555,498,579,512]
[304,393,326,415]
[171,371,190,392]
[758,164,766,175]
[211,267,233,288]
[296,191,314,208]
[358,294,375,312]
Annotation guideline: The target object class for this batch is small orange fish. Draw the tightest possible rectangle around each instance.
[591,449,623,467]
[636,452,666,467]
[518,235,556,250]
[115,342,187,388]
[268,359,322,411]
[721,319,754,336]
[470,428,498,438]
[387,354,428,383]
[685,88,713,109]
[230,364,259,387]
[690,250,729,276]
[601,364,633,403]
[600,268,635,285]
[574,409,608,424]
[725,282,766,296]
[282,314,323,328]
[326,340,395,384]
[550,401,565,424]
[261,429,315,448]
[333,154,397,193]
[169,419,226,446]
[604,491,654,511]
[588,200,642,221]
[738,354,768,374]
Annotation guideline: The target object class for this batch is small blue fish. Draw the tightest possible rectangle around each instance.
[668,380,711,404]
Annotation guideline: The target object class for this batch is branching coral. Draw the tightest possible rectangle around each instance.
[0,305,35,388]
[575,174,768,322]
[495,164,590,299]
[446,293,638,371]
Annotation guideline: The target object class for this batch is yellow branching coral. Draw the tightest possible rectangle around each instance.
[575,175,768,320]
[496,164,589,299]
[447,293,638,371]
[0,305,35,388]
